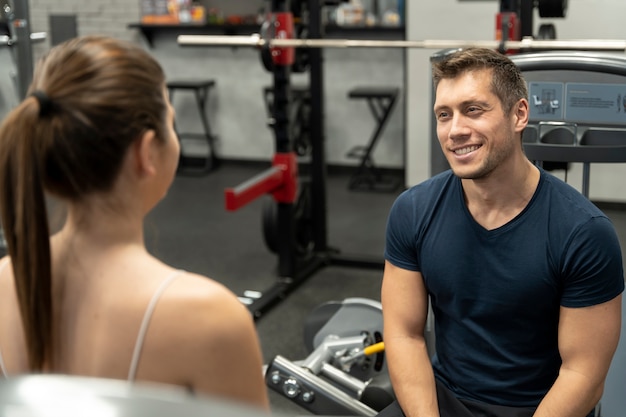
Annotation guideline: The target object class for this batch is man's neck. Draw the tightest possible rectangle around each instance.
[462,160,540,230]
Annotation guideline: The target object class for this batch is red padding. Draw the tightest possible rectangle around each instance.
[271,12,295,66]
[224,152,299,211]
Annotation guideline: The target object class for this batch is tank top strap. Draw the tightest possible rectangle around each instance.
[127,270,185,382]
[0,257,11,377]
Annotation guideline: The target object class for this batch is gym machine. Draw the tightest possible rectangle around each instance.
[518,51,626,199]
[264,297,394,416]
[264,296,436,415]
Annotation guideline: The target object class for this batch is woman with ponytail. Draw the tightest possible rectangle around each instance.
[0,35,269,411]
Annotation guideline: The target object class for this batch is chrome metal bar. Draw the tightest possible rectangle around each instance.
[178,34,626,52]
[320,362,367,395]
[0,33,46,47]
[300,335,366,374]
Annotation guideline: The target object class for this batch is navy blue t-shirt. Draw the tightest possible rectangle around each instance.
[385,168,624,408]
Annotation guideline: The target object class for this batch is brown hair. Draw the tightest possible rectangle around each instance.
[0,35,167,370]
[432,48,528,115]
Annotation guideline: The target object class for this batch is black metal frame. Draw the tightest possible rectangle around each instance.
[499,0,534,39]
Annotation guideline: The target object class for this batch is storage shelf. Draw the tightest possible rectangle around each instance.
[128,22,406,47]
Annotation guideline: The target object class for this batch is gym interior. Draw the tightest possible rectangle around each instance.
[1,0,626,415]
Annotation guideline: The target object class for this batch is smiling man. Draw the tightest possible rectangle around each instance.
[379,48,624,417]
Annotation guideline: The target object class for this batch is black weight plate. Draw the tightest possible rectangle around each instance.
[538,0,567,18]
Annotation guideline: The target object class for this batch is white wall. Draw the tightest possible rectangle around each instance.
[406,0,626,204]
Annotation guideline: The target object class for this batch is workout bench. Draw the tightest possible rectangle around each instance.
[346,87,401,192]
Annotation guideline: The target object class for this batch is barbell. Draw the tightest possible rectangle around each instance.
[178,34,626,52]
[0,32,47,47]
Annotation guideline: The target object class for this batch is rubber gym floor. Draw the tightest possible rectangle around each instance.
[144,161,626,416]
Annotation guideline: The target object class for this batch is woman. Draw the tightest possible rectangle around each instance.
[0,35,269,410]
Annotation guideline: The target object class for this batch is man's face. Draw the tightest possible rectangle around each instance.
[433,69,525,180]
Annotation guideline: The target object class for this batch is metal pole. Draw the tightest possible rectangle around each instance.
[518,0,534,39]
[271,0,297,279]
[308,0,328,252]
[10,0,35,99]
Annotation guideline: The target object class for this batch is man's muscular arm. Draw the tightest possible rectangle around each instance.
[534,294,622,417]
[382,261,439,417]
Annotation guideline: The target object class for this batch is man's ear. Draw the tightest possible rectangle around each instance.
[134,130,158,177]
[513,98,529,133]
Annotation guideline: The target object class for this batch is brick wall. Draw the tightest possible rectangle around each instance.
[25,0,265,57]
[28,0,141,58]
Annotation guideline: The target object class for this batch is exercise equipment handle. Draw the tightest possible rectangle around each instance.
[363,342,385,356]
[224,152,298,211]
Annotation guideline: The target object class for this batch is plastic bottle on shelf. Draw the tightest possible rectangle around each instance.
[380,0,400,27]
[178,0,191,23]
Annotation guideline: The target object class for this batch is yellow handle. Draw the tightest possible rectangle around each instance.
[363,342,385,356]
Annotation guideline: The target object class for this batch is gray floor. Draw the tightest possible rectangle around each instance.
[145,162,626,417]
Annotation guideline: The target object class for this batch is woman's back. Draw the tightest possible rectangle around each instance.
[0,236,269,408]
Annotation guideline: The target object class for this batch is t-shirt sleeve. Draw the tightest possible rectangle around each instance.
[561,216,625,307]
[384,190,421,272]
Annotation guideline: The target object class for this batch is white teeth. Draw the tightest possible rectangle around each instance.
[454,145,479,155]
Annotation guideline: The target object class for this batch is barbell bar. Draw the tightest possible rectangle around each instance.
[0,32,47,47]
[178,34,626,52]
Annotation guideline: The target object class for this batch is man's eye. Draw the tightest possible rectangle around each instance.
[437,111,449,120]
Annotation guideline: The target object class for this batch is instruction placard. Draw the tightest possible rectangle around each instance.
[528,82,564,121]
[566,83,626,125]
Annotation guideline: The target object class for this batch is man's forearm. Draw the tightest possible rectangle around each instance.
[533,369,603,417]
[386,337,439,417]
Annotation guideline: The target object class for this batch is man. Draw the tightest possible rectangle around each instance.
[380,48,624,417]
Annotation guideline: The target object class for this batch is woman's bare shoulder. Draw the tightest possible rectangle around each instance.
[142,271,268,408]
[157,271,254,333]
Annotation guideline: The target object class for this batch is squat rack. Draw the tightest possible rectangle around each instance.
[213,0,386,320]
